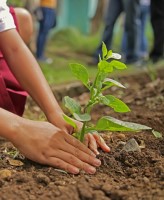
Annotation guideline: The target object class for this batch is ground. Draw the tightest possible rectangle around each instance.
[0,67,164,200]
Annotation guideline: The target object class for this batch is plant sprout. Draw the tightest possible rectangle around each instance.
[63,42,152,142]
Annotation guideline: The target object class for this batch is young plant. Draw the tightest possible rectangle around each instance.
[63,43,151,142]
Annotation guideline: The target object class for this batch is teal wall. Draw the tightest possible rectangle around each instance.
[57,0,90,34]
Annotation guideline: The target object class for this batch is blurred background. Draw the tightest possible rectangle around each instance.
[7,0,157,85]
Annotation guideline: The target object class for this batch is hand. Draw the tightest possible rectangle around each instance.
[48,114,110,155]
[49,112,82,135]
[84,133,110,155]
[11,119,101,174]
[63,118,110,155]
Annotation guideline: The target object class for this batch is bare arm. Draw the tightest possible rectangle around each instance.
[0,29,64,127]
[0,108,101,174]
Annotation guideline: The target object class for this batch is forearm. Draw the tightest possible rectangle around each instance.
[0,29,63,123]
[0,108,21,142]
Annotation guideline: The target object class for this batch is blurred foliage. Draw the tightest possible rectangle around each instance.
[7,0,25,7]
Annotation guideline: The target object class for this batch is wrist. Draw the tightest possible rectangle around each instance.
[46,110,65,125]
[0,109,22,143]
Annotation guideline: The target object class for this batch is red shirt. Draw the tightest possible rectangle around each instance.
[0,7,28,116]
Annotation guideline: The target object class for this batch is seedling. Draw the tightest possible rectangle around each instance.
[63,43,152,142]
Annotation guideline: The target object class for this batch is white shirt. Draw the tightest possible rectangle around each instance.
[0,0,15,32]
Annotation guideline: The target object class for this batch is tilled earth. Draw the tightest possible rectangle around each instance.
[0,67,164,200]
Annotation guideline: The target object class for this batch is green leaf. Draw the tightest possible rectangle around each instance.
[106,50,113,59]
[101,95,130,113]
[102,42,107,59]
[152,130,163,138]
[110,60,127,70]
[98,60,113,73]
[63,96,81,114]
[99,95,109,105]
[73,113,91,122]
[63,114,77,129]
[93,116,152,132]
[69,63,89,88]
[102,78,126,90]
[72,132,80,139]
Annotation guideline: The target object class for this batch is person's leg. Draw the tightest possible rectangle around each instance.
[36,7,56,60]
[123,0,141,63]
[149,0,164,62]
[139,4,150,57]
[121,14,127,58]
[14,7,33,45]
[93,0,123,62]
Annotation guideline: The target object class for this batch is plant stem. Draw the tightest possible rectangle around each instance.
[90,70,100,97]
[80,121,87,142]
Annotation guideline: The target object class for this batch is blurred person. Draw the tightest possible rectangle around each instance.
[122,0,150,61]
[90,0,141,65]
[24,0,40,52]
[36,0,57,63]
[0,0,110,174]
[149,0,164,63]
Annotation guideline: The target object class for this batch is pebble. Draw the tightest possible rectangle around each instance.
[0,169,12,179]
[122,138,141,152]
[117,134,126,140]
[143,177,150,184]
[36,174,50,185]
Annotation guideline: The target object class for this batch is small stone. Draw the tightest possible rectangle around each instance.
[117,134,126,140]
[8,159,24,166]
[36,174,50,185]
[0,169,12,179]
[122,138,141,152]
[143,177,150,184]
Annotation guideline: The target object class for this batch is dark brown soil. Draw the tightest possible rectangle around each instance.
[0,67,164,200]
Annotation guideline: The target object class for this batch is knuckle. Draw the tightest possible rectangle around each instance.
[42,148,51,159]
[73,148,80,158]
[72,137,81,148]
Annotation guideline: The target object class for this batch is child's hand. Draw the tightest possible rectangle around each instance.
[50,116,110,155]
[61,119,110,155]
[84,133,110,155]
[10,119,102,174]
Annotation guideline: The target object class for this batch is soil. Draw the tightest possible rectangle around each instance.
[0,67,164,200]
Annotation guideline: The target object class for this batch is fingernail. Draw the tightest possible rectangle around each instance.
[106,146,110,152]
[94,149,99,155]
[88,167,96,174]
[72,168,79,174]
[94,159,101,166]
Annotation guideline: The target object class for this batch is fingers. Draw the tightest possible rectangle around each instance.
[50,150,98,174]
[93,133,110,152]
[46,131,101,174]
[59,141,101,168]
[46,157,80,174]
[64,133,96,157]
[84,134,89,147]
[85,134,99,155]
